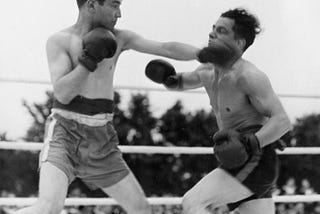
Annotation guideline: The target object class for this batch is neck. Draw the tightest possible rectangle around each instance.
[215,53,242,71]
[215,57,243,80]
[73,13,95,36]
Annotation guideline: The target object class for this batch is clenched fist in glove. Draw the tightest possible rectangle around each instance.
[212,129,261,169]
[145,59,182,89]
[78,28,117,72]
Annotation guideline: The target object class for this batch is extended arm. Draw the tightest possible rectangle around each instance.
[145,59,207,91]
[121,30,199,60]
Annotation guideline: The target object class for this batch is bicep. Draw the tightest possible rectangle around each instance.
[130,36,164,54]
[46,38,72,85]
[181,69,204,90]
[121,30,166,55]
[244,73,286,117]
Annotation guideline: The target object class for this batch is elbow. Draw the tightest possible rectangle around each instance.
[53,87,74,105]
[279,113,292,132]
[55,93,73,105]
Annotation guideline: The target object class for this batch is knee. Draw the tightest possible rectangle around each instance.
[35,199,64,214]
[182,191,217,214]
[182,192,197,214]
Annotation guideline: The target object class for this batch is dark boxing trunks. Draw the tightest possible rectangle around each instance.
[224,125,279,211]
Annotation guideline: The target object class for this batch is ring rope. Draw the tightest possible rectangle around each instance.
[1,77,320,99]
[1,142,319,206]
[1,141,320,155]
[1,80,319,207]
[1,195,320,206]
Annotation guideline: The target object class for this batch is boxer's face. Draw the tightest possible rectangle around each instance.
[208,17,243,56]
[93,0,122,30]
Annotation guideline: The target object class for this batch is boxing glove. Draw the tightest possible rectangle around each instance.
[212,129,261,169]
[145,59,182,89]
[78,28,117,72]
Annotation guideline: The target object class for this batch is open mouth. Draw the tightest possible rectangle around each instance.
[208,39,218,46]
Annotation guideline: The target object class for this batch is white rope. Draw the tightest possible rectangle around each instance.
[1,141,320,155]
[1,77,320,99]
[0,195,320,206]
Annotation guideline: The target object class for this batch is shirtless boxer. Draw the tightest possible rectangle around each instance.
[14,0,199,214]
[145,8,292,214]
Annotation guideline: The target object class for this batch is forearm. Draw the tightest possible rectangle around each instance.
[162,42,200,60]
[53,64,90,104]
[255,114,292,148]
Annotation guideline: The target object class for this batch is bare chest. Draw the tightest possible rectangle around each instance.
[68,38,119,97]
[210,76,247,115]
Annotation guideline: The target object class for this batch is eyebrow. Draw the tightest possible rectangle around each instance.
[112,0,121,4]
[110,0,121,6]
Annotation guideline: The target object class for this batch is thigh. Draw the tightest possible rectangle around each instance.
[38,162,69,210]
[183,168,253,209]
[237,198,275,214]
[101,171,148,211]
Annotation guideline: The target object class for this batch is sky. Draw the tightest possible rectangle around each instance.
[0,0,320,140]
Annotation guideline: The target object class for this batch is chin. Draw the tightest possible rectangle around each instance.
[106,24,115,31]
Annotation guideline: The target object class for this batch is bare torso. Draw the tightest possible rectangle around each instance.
[58,27,126,100]
[200,60,268,130]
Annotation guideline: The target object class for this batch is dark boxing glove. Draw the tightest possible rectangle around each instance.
[212,129,261,169]
[197,44,234,66]
[145,59,182,89]
[78,28,117,72]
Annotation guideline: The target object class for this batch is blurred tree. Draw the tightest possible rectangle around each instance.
[119,93,158,195]
[279,114,320,191]
[113,91,131,145]
[153,104,219,195]
[126,93,157,146]
[22,91,54,142]
[0,133,38,196]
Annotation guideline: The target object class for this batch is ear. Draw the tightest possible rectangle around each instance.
[237,38,246,51]
[86,0,97,13]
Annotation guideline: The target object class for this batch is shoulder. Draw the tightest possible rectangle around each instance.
[114,29,139,43]
[114,29,137,38]
[236,60,271,94]
[196,63,214,74]
[194,63,215,82]
[46,29,75,53]
[113,28,139,51]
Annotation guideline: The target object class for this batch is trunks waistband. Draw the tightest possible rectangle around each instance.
[53,95,114,115]
[236,125,263,134]
[52,108,113,127]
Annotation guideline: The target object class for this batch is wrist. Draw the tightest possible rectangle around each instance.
[242,133,261,153]
[252,134,262,150]
[254,132,264,148]
[196,50,202,63]
[164,74,183,89]
[78,54,97,72]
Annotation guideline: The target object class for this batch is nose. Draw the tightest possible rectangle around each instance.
[115,9,121,18]
[209,30,217,39]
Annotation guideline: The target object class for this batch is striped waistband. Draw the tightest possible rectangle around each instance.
[51,108,113,127]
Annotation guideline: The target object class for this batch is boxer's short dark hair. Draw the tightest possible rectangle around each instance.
[76,0,106,9]
[221,8,261,51]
